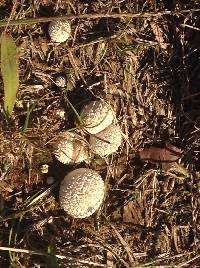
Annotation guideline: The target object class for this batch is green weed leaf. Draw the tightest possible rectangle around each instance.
[45,246,59,268]
[0,33,19,115]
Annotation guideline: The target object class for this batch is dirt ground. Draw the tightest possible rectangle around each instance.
[0,0,200,267]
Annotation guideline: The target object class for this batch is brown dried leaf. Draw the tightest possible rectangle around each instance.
[139,143,181,163]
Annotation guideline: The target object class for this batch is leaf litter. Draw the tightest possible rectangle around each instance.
[0,1,200,267]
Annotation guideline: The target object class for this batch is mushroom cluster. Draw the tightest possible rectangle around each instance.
[47,21,122,157]
[51,99,122,218]
[43,22,122,219]
[52,99,122,163]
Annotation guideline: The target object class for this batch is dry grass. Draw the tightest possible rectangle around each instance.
[0,0,200,267]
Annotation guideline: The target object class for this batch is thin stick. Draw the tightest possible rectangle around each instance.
[176,254,200,268]
[0,9,200,27]
[0,182,59,223]
[4,0,18,32]
[181,23,200,31]
[0,246,107,267]
[104,216,136,266]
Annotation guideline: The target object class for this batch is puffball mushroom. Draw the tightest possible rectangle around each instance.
[80,100,114,134]
[59,168,105,218]
[48,20,71,43]
[89,124,122,157]
[55,75,67,88]
[53,131,89,164]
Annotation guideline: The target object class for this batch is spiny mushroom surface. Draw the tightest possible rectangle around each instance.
[80,100,114,134]
[89,124,122,157]
[48,20,71,43]
[59,168,105,218]
[53,131,89,164]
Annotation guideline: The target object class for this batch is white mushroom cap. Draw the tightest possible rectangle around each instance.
[80,100,114,134]
[89,124,122,157]
[59,168,105,218]
[55,75,67,87]
[48,20,71,43]
[53,131,89,164]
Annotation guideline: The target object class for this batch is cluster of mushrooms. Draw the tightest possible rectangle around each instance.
[52,96,122,218]
[47,20,122,219]
[46,20,122,219]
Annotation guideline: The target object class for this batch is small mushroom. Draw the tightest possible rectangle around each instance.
[80,100,114,134]
[53,131,89,164]
[59,168,105,218]
[40,164,49,174]
[89,124,122,157]
[55,75,67,88]
[48,20,71,43]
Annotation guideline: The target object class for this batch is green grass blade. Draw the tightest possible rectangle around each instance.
[22,93,53,132]
[45,246,59,268]
[1,33,19,115]
[23,101,38,132]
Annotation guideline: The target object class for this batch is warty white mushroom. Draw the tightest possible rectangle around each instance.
[55,75,67,88]
[59,168,105,218]
[80,100,114,134]
[53,131,89,164]
[89,124,122,157]
[48,20,71,43]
